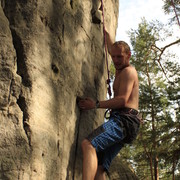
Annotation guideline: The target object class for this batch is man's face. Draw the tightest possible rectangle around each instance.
[111,45,131,71]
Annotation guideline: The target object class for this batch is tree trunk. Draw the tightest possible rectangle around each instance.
[154,156,159,180]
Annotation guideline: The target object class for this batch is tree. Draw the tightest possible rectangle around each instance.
[120,18,180,180]
[162,0,180,26]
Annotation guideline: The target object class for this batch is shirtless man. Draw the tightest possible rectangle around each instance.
[78,32,140,180]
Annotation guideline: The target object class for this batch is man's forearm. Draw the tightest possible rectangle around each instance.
[105,30,114,55]
[98,97,126,109]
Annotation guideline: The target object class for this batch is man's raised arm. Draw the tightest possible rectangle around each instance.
[105,30,114,55]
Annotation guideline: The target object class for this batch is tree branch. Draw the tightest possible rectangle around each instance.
[171,0,180,27]
[152,39,180,61]
[151,39,180,83]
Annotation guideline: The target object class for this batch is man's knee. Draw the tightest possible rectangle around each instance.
[81,139,94,152]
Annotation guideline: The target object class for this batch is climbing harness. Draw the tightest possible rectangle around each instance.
[100,0,112,99]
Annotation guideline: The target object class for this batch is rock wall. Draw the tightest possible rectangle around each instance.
[0,0,119,179]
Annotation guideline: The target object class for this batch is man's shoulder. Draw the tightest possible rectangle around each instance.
[118,66,138,83]
[122,65,137,74]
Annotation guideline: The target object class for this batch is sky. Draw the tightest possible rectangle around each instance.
[116,0,180,61]
[116,0,169,41]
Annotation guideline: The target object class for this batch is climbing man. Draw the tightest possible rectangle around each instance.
[78,31,141,180]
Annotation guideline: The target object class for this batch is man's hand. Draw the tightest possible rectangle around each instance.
[78,97,96,110]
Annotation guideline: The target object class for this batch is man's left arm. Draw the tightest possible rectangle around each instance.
[78,68,135,110]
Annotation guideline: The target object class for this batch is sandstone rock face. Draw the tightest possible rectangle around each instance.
[0,0,119,179]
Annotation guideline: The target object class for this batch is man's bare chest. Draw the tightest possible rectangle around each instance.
[113,76,121,96]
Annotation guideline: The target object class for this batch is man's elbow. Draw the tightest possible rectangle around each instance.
[122,99,128,108]
[116,97,127,108]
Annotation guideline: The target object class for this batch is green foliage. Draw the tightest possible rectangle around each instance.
[118,18,180,179]
[110,62,115,79]
[163,0,180,25]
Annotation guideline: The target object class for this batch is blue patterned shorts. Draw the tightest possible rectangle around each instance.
[87,109,140,171]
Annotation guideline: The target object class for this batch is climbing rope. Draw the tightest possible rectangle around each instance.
[100,0,112,99]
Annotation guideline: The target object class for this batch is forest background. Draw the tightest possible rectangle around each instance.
[109,0,180,179]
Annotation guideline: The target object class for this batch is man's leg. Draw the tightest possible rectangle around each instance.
[95,166,106,180]
[81,139,98,180]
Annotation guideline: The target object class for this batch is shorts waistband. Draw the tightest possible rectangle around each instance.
[113,108,139,115]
